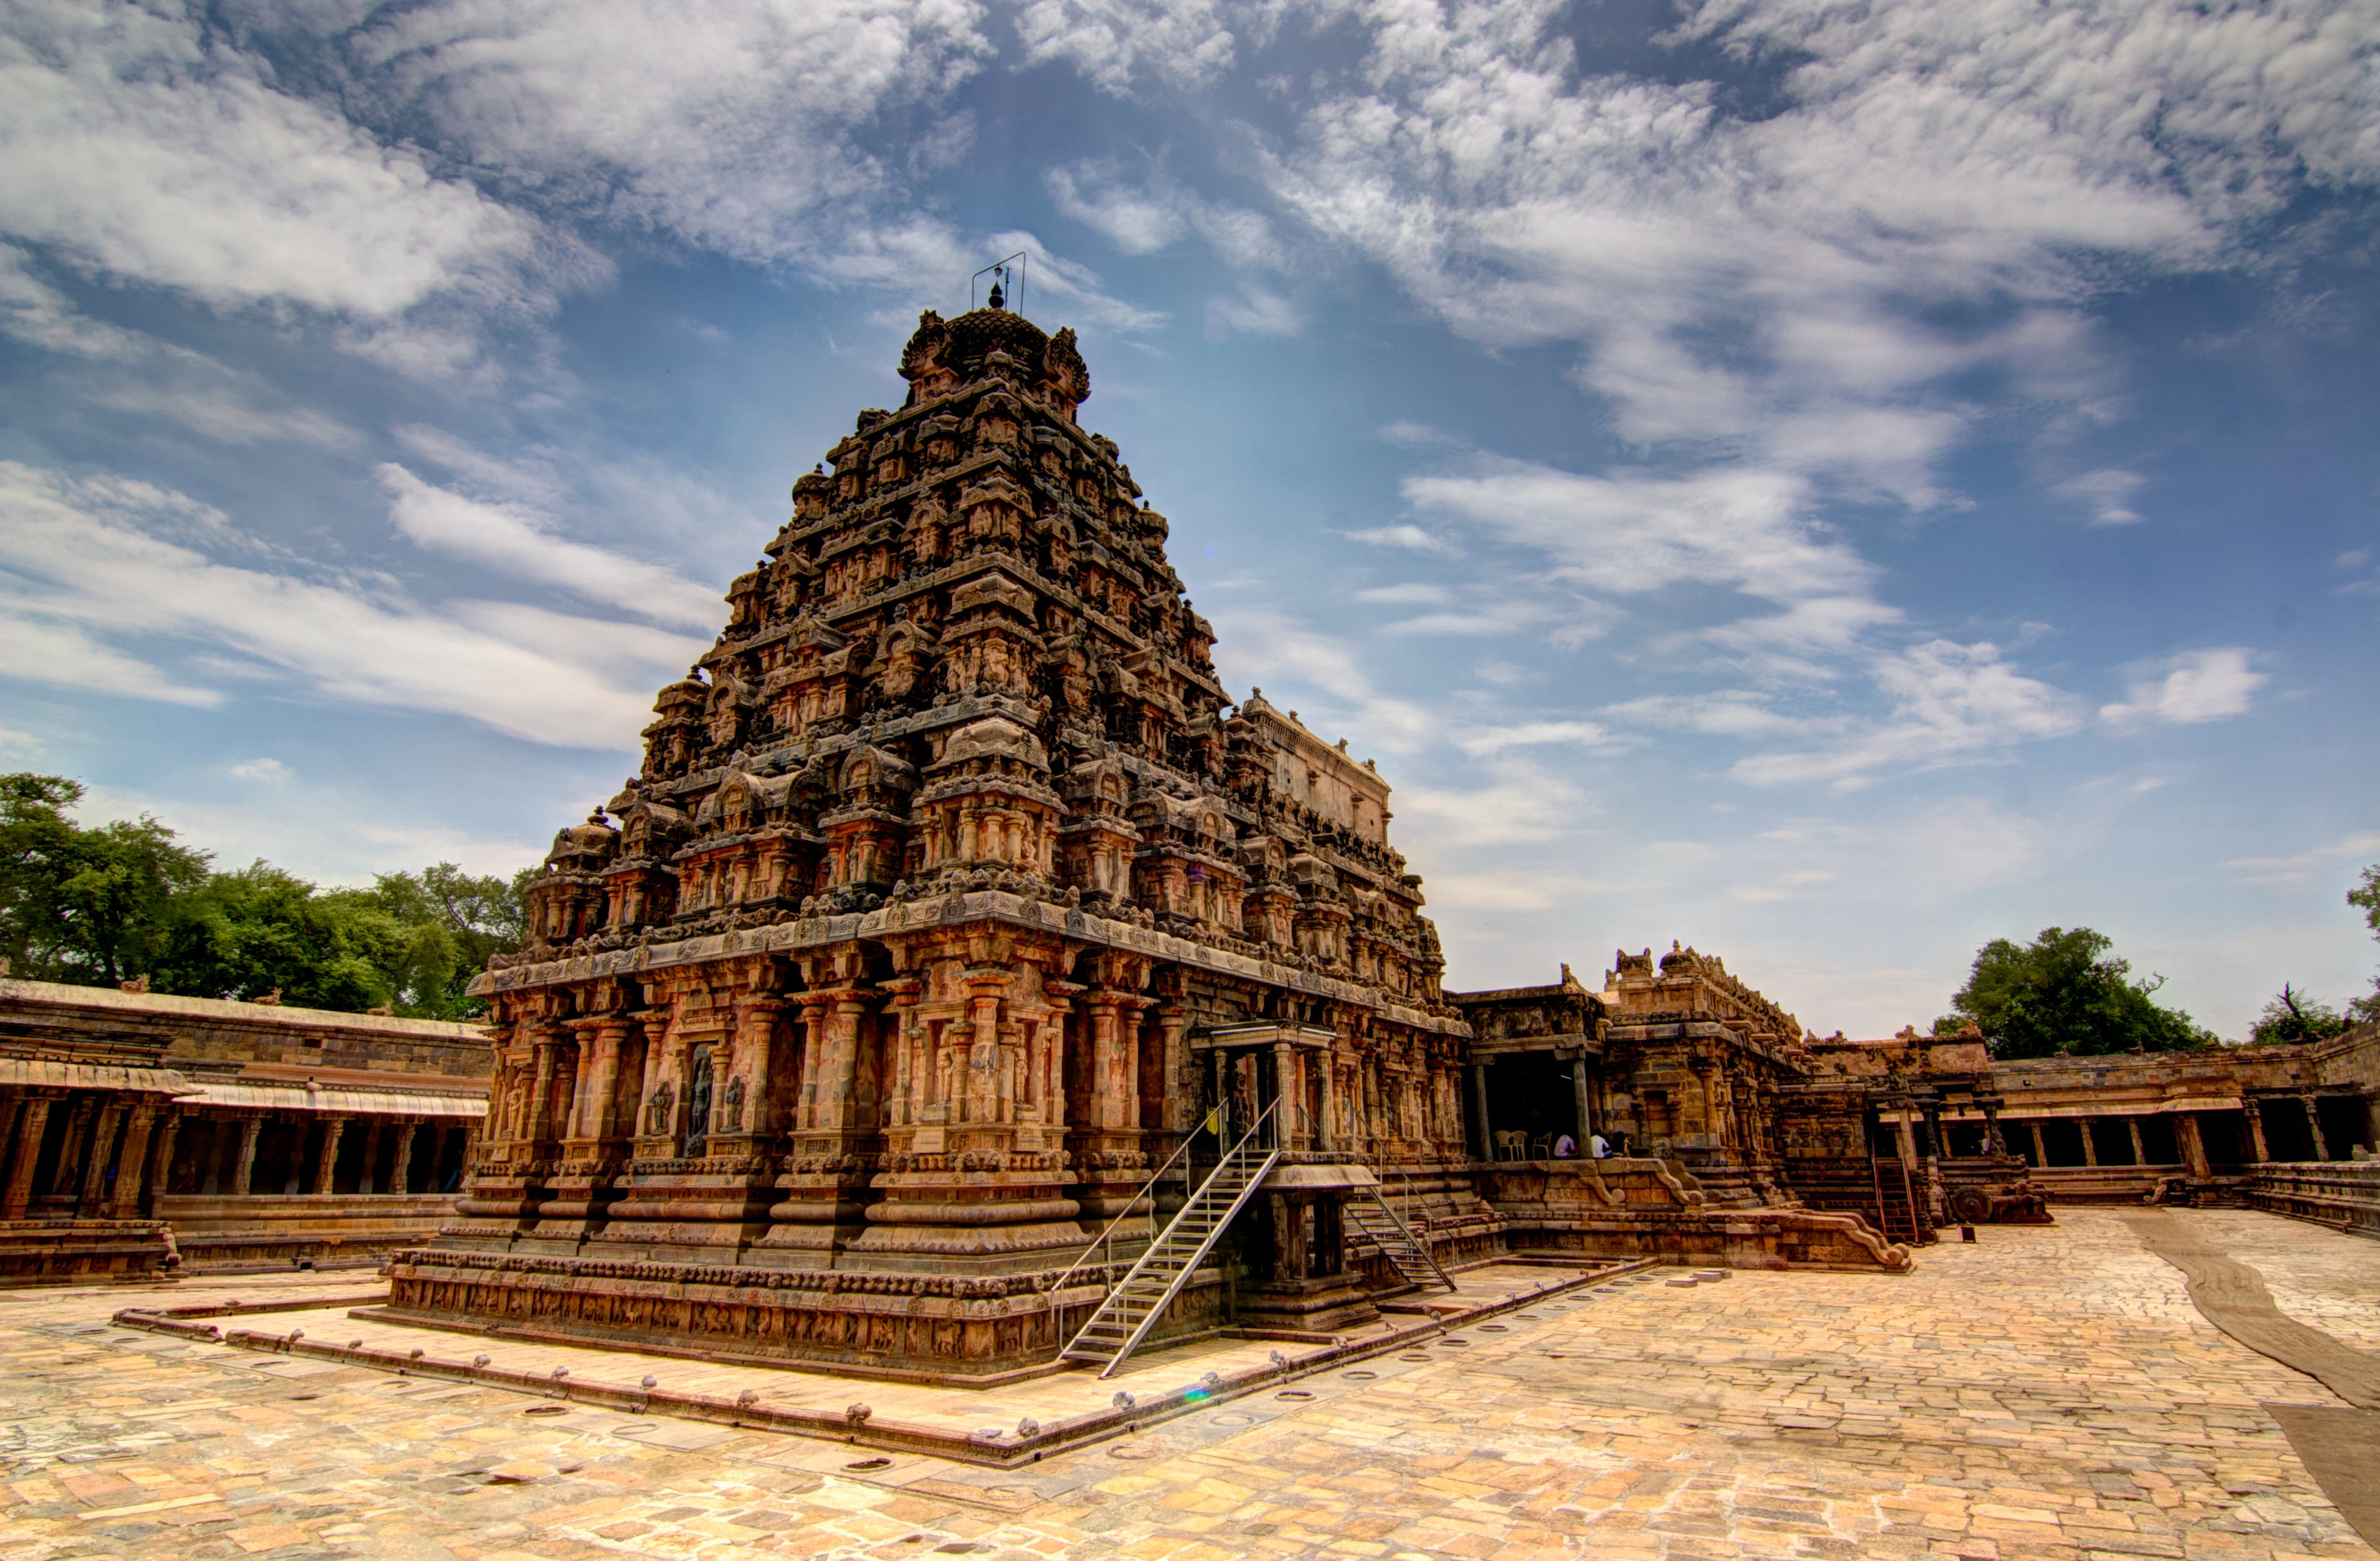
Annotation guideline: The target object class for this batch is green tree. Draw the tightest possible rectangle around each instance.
[0,773,211,985]
[352,862,533,1018]
[2348,864,2380,1026]
[2247,983,2348,1045]
[1934,926,2217,1059]
[0,772,532,1016]
[154,862,411,1011]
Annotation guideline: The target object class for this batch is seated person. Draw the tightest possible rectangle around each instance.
[1553,1133,1576,1158]
[1590,1132,1610,1159]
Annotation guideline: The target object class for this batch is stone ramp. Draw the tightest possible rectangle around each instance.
[2122,1210,2380,1409]
[2123,1208,2380,1553]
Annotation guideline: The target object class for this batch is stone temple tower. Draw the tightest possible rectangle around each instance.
[388,301,1489,1376]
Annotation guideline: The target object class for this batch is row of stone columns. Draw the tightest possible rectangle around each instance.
[2006,1098,2347,1169]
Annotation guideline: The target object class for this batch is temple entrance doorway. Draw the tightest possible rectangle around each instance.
[1483,1051,1580,1159]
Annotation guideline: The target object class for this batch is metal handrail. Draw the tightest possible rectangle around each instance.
[1051,1112,1220,1296]
[1072,1096,1282,1376]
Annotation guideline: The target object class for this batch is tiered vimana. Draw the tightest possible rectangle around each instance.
[382,301,1488,1379]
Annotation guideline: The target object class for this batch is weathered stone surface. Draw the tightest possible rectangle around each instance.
[0,980,487,1283]
[408,304,1486,1375]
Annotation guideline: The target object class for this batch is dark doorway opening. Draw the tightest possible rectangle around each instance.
[1481,1052,1578,1158]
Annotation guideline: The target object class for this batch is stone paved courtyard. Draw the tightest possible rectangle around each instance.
[4,1208,2377,1561]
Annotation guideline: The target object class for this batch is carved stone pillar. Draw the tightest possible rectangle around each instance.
[143,1110,180,1209]
[2079,1119,2099,1167]
[2303,1097,2328,1161]
[313,1116,348,1194]
[2127,1117,2147,1167]
[392,1114,421,1189]
[2247,1103,2271,1163]
[1,1096,53,1218]
[231,1115,264,1196]
[524,1033,562,1146]
[2176,1113,2211,1179]
[1316,1045,1339,1153]
[1978,1097,2007,1154]
[1157,1005,1192,1135]
[2027,1120,2047,1167]
[108,1104,161,1218]
[1468,1063,1491,1161]
[53,1097,96,1200]
[1272,1040,1300,1147]
[78,1102,125,1215]
[1571,1055,1594,1148]
[358,1119,386,1194]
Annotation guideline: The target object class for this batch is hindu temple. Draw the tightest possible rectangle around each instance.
[353,301,2380,1383]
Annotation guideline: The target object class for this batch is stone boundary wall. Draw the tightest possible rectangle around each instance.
[157,1192,462,1272]
[2235,1161,2380,1241]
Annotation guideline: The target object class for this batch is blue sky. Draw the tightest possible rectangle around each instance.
[2,0,2375,1039]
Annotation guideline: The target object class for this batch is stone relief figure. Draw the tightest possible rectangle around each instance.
[645,1080,675,1137]
[721,1075,746,1132]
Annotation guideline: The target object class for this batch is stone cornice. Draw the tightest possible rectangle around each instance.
[469,888,1469,1039]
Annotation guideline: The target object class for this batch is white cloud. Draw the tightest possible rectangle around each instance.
[1340,523,1459,555]
[1241,0,2380,633]
[92,381,359,449]
[2053,468,2148,525]
[0,597,224,708]
[1383,609,1541,637]
[982,230,1167,333]
[1472,660,1541,687]
[230,757,290,782]
[2223,830,2380,887]
[360,0,990,268]
[0,242,151,358]
[0,460,701,749]
[1600,690,1823,739]
[0,4,551,321]
[1353,583,1451,605]
[1013,0,1235,94]
[2100,647,2267,728]
[1046,163,1190,253]
[377,464,723,630]
[1456,720,1620,757]
[1395,755,1591,848]
[1406,460,1870,609]
[1210,606,1434,753]
[1202,286,1300,341]
[0,727,42,761]
[1380,420,1468,449]
[1732,640,2084,789]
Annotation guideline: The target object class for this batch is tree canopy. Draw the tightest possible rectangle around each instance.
[2247,983,2347,1045]
[2350,864,2380,1027]
[1934,926,2216,1059]
[0,772,527,1019]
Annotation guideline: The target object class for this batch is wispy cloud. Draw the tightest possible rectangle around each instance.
[1457,720,1622,757]
[2100,648,2267,728]
[1601,691,1827,739]
[1340,522,1459,555]
[1732,640,2084,790]
[0,461,700,749]
[2053,468,2147,526]
[2223,831,2380,887]
[378,464,723,630]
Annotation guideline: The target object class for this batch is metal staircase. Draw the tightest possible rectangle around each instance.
[1346,1184,1456,1292]
[1060,1101,1281,1378]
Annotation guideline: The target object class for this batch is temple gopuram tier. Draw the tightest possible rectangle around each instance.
[386,306,1490,1376]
